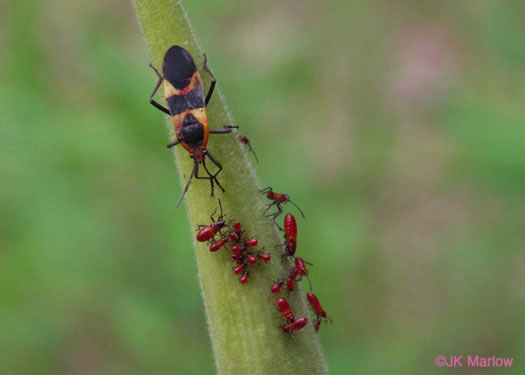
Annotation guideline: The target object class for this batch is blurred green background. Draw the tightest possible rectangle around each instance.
[2,0,524,373]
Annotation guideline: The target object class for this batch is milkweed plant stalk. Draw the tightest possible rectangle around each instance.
[134,0,329,373]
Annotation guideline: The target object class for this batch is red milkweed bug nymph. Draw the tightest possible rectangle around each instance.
[286,277,295,291]
[246,238,258,247]
[231,245,245,254]
[209,236,228,252]
[306,292,332,332]
[283,213,298,257]
[260,187,305,220]
[294,257,312,276]
[233,222,242,232]
[233,264,244,274]
[258,252,271,263]
[149,45,237,207]
[237,135,259,164]
[239,271,249,284]
[282,317,308,335]
[246,254,257,264]
[271,279,285,294]
[294,257,313,290]
[196,200,226,242]
[276,298,295,322]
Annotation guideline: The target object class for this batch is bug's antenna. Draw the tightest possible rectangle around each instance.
[289,199,305,218]
[176,162,197,208]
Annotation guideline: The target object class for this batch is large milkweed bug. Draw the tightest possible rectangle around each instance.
[149,45,237,207]
[261,187,305,220]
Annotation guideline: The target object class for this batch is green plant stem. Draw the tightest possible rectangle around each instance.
[134,1,328,374]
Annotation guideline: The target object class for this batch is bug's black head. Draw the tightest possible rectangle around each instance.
[163,45,197,90]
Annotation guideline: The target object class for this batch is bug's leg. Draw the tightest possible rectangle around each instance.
[288,199,305,218]
[264,201,277,215]
[260,187,272,194]
[166,138,181,148]
[148,64,170,115]
[217,198,224,218]
[176,162,198,208]
[209,125,238,134]
[305,275,312,291]
[205,151,226,193]
[203,54,216,106]
[269,204,284,221]
[246,142,259,164]
[209,205,218,222]
[264,202,281,217]
[194,159,216,197]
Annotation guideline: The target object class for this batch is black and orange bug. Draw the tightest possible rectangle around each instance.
[149,45,237,207]
[306,292,332,332]
[237,135,259,164]
[283,213,298,257]
[282,317,308,334]
[196,200,226,242]
[261,187,305,220]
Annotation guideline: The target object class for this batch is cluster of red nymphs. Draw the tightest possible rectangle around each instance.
[263,188,332,335]
[194,186,331,336]
[195,201,271,284]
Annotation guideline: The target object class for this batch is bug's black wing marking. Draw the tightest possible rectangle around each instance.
[163,45,197,90]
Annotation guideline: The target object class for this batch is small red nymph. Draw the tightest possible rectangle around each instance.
[276,298,294,322]
[282,317,308,334]
[209,237,228,252]
[283,214,297,256]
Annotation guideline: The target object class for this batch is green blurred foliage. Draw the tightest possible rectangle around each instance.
[1,0,524,373]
